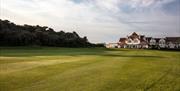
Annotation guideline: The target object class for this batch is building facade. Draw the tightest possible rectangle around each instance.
[106,43,118,48]
[118,32,148,48]
[107,32,180,49]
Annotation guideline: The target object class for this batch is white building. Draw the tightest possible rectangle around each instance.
[158,38,166,48]
[106,43,118,48]
[119,32,148,49]
[117,32,180,49]
[149,38,156,46]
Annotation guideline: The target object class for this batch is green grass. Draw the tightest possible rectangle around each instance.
[0,47,180,91]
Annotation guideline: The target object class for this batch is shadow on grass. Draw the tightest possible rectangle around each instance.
[0,47,164,58]
[0,47,116,57]
[105,48,132,51]
[100,54,164,58]
[0,53,164,59]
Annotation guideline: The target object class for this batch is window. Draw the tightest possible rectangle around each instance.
[128,40,131,43]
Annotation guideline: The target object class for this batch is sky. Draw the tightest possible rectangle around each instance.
[0,0,180,43]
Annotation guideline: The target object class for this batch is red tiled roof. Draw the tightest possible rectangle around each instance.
[119,38,126,42]
[119,38,127,45]
[145,37,152,42]
[154,38,161,42]
[129,32,139,40]
[132,32,138,36]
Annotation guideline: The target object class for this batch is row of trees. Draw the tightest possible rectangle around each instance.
[0,19,104,47]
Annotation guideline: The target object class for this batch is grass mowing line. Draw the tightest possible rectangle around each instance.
[0,47,180,91]
[0,56,77,64]
[0,56,96,74]
[143,68,172,91]
[1,56,104,91]
[106,56,173,91]
[15,57,128,91]
[14,57,107,91]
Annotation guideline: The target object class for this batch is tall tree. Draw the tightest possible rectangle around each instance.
[0,19,103,47]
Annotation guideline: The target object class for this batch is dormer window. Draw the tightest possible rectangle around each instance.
[150,39,156,45]
[128,40,131,43]
[159,38,165,44]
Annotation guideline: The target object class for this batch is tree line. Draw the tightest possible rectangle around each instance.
[0,19,104,47]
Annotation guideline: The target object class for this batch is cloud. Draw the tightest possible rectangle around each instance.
[0,0,179,43]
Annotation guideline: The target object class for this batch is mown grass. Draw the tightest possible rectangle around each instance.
[0,47,180,91]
